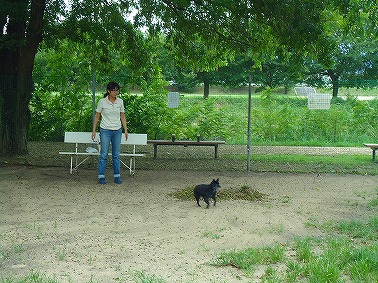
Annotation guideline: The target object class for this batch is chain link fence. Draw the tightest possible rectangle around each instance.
[2,75,378,172]
[0,77,378,171]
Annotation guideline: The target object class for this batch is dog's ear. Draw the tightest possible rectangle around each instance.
[216,178,219,182]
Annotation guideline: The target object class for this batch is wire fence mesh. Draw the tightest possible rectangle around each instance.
[2,75,378,172]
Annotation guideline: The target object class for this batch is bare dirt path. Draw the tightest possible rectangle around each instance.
[1,165,377,282]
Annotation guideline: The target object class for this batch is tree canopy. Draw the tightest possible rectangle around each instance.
[135,0,330,66]
[1,0,378,155]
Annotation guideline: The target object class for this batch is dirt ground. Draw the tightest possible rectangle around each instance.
[0,165,377,283]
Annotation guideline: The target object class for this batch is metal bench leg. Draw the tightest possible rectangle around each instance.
[70,156,73,174]
[129,157,135,176]
[153,144,158,159]
[373,149,376,161]
[215,145,219,159]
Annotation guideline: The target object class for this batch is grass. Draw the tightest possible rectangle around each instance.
[211,224,378,282]
[29,87,378,146]
[248,154,378,175]
[331,217,378,241]
[162,90,378,146]
[203,230,222,240]
[0,244,26,262]
[55,246,67,261]
[209,188,378,282]
[0,271,60,283]
[133,271,166,283]
[213,244,286,267]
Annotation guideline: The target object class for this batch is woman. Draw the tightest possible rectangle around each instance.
[92,82,128,184]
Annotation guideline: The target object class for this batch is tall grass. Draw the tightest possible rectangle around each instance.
[30,86,378,146]
[165,92,378,146]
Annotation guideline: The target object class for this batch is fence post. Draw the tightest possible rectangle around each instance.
[91,70,96,129]
[247,75,252,172]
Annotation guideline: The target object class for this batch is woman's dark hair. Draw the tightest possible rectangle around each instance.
[103,82,120,97]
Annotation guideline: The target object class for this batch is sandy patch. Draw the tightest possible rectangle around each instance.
[0,165,377,282]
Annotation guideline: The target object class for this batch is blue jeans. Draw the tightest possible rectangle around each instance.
[98,128,122,179]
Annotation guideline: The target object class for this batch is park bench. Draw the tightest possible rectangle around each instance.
[59,132,147,175]
[147,139,226,159]
[363,143,378,161]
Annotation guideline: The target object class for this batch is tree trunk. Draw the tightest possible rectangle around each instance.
[203,77,210,99]
[197,71,211,99]
[0,0,46,156]
[1,76,33,155]
[326,69,339,98]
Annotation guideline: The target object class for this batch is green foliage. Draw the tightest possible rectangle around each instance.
[250,94,378,145]
[29,88,378,146]
[31,31,167,141]
[121,81,168,138]
[30,78,93,141]
[136,0,329,60]
[3,0,378,157]
[30,39,108,140]
[24,0,378,146]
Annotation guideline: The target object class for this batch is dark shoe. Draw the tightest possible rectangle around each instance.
[114,177,123,184]
[98,178,106,184]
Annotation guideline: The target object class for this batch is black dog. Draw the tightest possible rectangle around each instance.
[194,178,221,208]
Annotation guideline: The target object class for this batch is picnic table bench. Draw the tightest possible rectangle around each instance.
[59,132,147,175]
[147,140,226,159]
[364,143,378,161]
